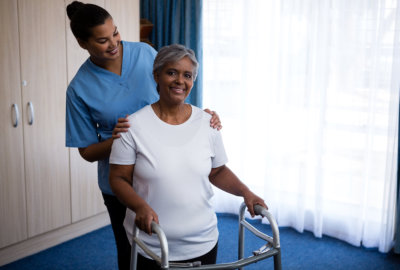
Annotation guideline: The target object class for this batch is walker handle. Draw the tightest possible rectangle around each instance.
[255,204,280,248]
[131,222,169,269]
[254,204,268,217]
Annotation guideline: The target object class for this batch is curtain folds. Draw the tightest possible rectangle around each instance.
[140,0,203,107]
[203,0,400,253]
[396,101,400,254]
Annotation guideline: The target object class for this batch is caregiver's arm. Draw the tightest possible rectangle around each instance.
[79,117,130,162]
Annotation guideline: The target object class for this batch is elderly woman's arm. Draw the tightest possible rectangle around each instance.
[109,164,159,235]
[209,165,268,216]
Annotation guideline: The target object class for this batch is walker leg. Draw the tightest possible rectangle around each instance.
[130,225,140,270]
[130,242,138,270]
[238,209,245,270]
[273,249,282,270]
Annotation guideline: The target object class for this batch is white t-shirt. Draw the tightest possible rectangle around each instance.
[109,105,228,261]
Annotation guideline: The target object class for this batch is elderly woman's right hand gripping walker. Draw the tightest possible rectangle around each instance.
[130,202,282,270]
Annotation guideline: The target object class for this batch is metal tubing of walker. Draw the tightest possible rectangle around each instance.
[238,203,282,270]
[274,250,282,270]
[131,203,281,270]
[130,222,170,270]
[130,225,140,270]
[238,203,246,270]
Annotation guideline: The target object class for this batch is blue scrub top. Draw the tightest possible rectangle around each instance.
[66,41,159,195]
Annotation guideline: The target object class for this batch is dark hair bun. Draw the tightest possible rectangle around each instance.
[66,1,85,20]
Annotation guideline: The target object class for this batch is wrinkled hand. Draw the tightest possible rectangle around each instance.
[243,190,268,217]
[134,204,159,235]
[112,115,130,139]
[204,109,222,130]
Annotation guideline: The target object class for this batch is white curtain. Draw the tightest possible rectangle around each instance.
[203,0,400,253]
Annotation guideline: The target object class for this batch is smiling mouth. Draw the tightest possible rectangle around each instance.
[108,47,118,55]
[170,87,185,94]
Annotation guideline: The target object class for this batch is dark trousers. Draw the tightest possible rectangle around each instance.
[135,242,218,270]
[102,193,131,270]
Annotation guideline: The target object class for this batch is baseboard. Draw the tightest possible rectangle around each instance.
[0,211,110,266]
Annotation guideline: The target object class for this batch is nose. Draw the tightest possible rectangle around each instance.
[175,74,184,84]
[109,37,118,48]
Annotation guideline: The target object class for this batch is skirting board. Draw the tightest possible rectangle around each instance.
[0,211,110,266]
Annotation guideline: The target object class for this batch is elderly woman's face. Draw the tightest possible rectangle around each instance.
[155,56,194,104]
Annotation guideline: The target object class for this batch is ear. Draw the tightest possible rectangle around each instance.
[153,72,159,84]
[77,38,88,50]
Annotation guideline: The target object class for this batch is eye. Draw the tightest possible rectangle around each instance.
[185,73,193,79]
[98,39,107,44]
[167,70,176,76]
[113,30,119,36]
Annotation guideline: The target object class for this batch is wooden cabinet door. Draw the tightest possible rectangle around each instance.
[105,0,140,42]
[18,0,71,237]
[65,0,106,222]
[0,0,28,248]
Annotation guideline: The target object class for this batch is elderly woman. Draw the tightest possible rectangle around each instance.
[109,44,267,269]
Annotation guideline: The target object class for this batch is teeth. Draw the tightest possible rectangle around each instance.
[171,87,184,92]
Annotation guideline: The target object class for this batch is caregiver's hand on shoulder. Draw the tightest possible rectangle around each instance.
[204,108,222,130]
[112,115,130,139]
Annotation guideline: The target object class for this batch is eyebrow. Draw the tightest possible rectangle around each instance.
[95,27,118,41]
[166,68,193,74]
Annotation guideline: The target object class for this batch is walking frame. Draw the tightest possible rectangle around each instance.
[130,202,282,270]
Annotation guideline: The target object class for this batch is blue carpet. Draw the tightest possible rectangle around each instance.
[1,214,399,269]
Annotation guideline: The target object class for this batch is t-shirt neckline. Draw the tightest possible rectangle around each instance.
[149,104,194,127]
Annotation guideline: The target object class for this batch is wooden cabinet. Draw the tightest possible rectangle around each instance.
[0,0,140,265]
[0,0,28,249]
[106,0,140,42]
[1,0,71,248]
[19,0,71,238]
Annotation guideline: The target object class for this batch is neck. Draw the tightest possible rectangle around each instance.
[152,101,191,125]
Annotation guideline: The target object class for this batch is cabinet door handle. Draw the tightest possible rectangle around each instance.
[11,104,20,127]
[27,102,34,125]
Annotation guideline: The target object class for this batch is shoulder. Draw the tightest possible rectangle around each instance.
[190,105,220,136]
[67,59,93,95]
[125,105,154,135]
[190,105,212,123]
[122,41,157,56]
[128,104,153,122]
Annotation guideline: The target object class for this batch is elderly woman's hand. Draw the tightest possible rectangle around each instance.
[112,115,130,140]
[243,190,268,218]
[204,109,222,130]
[134,203,159,235]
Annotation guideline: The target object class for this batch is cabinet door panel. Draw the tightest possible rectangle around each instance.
[0,0,27,248]
[69,149,105,222]
[105,0,140,42]
[18,0,71,237]
[65,0,106,222]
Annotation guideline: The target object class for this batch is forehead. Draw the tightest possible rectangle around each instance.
[163,56,194,72]
[90,17,116,38]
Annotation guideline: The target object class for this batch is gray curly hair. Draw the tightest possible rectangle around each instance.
[153,44,199,81]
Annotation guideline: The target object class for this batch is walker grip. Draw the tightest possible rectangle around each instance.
[254,204,268,217]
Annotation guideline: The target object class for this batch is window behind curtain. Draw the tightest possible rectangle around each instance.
[203,0,400,252]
